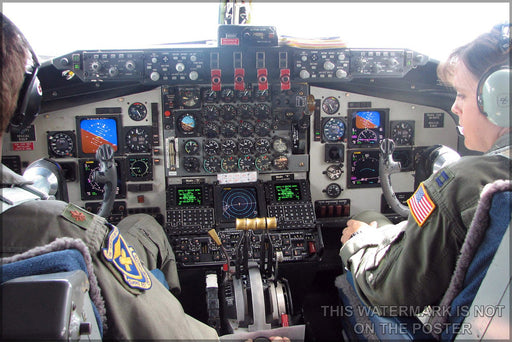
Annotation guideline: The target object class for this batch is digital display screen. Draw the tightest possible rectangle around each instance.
[348,109,388,147]
[221,187,259,221]
[78,117,119,155]
[176,187,202,206]
[274,183,301,202]
[80,159,125,200]
[348,150,380,188]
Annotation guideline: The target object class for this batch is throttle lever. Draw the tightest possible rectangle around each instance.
[91,144,117,218]
[379,139,409,217]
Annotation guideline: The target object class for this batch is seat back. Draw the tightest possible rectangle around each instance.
[447,190,511,340]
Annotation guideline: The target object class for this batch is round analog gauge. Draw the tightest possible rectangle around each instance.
[125,127,150,153]
[221,156,238,172]
[322,96,340,115]
[323,118,345,142]
[183,157,200,173]
[128,157,151,179]
[255,121,271,137]
[238,155,255,171]
[220,88,235,102]
[203,122,220,138]
[255,104,271,120]
[178,113,197,134]
[128,102,148,121]
[184,139,200,155]
[239,121,255,137]
[236,88,253,102]
[254,138,271,154]
[179,88,200,108]
[272,155,289,170]
[325,183,342,198]
[357,129,378,144]
[221,139,237,155]
[272,137,288,153]
[203,105,220,121]
[48,131,75,157]
[255,155,271,171]
[221,122,237,138]
[203,139,220,155]
[255,89,270,102]
[325,164,343,180]
[238,138,254,154]
[203,156,221,173]
[239,104,254,119]
[203,88,218,103]
[221,104,237,121]
[391,121,415,145]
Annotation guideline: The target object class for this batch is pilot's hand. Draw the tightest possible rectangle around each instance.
[341,219,377,244]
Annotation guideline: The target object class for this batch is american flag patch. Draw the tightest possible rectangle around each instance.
[407,183,436,226]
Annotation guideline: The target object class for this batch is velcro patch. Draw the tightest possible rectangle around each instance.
[407,183,436,227]
[60,203,94,230]
[102,224,152,291]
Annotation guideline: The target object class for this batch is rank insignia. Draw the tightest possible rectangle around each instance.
[435,169,454,189]
[70,210,86,222]
[102,225,152,291]
[61,203,94,230]
[407,183,436,227]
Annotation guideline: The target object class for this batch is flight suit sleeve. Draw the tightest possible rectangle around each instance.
[340,167,472,314]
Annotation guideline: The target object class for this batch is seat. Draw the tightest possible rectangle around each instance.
[336,180,511,341]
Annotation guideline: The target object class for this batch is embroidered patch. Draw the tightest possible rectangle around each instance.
[407,183,436,227]
[61,203,94,230]
[102,225,152,291]
[435,169,454,189]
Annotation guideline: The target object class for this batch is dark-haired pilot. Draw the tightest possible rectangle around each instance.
[0,13,219,340]
[340,24,510,313]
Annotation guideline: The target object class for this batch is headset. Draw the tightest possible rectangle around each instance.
[2,14,43,131]
[476,24,510,128]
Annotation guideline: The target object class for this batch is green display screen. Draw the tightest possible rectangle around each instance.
[274,183,301,201]
[176,188,202,206]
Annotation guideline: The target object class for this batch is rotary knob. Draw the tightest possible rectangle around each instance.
[108,67,119,77]
[176,62,185,72]
[91,61,101,72]
[299,70,310,79]
[336,69,348,78]
[125,60,136,71]
[150,71,160,81]
[323,60,335,71]
[189,71,199,81]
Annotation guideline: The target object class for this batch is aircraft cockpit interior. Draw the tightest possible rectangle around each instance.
[1,2,510,341]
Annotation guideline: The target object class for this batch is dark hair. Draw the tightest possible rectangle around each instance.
[1,13,32,132]
[438,23,511,86]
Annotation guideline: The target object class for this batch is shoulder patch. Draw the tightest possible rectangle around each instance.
[102,224,152,291]
[434,169,454,189]
[407,183,436,227]
[60,203,94,230]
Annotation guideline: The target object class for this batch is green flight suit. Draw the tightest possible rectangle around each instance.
[340,133,511,315]
[1,165,219,340]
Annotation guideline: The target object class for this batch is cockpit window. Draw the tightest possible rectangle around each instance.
[3,2,509,62]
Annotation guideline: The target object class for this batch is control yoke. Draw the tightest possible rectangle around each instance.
[379,139,410,217]
[91,144,117,218]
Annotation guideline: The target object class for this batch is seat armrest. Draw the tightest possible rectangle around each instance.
[1,270,101,341]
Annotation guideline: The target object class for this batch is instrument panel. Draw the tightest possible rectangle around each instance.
[309,86,458,222]
[2,43,456,267]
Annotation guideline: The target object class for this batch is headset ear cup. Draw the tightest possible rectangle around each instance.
[10,68,42,128]
[477,67,510,128]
